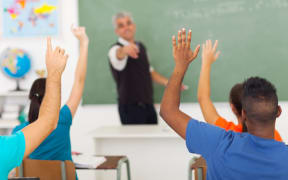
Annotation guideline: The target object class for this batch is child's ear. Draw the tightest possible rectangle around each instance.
[276,105,282,118]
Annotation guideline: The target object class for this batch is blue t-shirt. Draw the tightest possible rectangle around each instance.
[12,105,72,161]
[186,119,288,180]
[0,131,25,180]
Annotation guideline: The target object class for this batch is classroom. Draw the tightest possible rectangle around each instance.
[1,0,288,179]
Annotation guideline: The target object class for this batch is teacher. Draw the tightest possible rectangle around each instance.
[108,12,170,125]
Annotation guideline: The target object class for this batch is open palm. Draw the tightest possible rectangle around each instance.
[172,29,200,68]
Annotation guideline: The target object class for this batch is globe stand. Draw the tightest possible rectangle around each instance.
[11,79,25,92]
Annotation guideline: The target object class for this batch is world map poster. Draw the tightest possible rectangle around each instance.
[2,0,58,37]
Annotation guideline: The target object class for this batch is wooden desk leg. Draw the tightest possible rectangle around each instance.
[195,169,199,180]
[203,167,207,180]
[117,157,131,180]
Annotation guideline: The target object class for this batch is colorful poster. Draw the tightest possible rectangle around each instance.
[2,0,58,37]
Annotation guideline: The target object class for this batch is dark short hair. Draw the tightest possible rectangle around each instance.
[28,78,46,123]
[242,77,278,125]
[229,83,243,116]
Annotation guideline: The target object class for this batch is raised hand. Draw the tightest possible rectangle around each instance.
[45,37,69,76]
[201,40,220,66]
[172,28,200,69]
[123,43,139,59]
[71,25,89,44]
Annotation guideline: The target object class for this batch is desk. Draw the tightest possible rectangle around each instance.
[76,156,131,180]
[90,125,194,180]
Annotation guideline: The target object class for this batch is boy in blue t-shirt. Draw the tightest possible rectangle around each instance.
[160,29,288,180]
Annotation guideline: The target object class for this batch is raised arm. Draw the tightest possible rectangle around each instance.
[22,37,68,158]
[66,26,89,117]
[160,29,200,139]
[197,40,221,124]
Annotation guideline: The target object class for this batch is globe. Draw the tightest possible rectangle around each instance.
[0,48,32,91]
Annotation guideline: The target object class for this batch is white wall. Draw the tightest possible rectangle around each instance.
[0,0,79,103]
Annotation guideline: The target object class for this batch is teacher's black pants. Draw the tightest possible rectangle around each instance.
[118,103,158,125]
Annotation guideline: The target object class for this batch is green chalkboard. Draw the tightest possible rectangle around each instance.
[80,0,288,104]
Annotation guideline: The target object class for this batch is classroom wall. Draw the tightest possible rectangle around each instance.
[0,0,79,103]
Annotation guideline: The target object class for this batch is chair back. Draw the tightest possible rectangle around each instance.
[9,178,40,180]
[16,159,76,180]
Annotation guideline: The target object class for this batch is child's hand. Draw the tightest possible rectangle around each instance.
[201,40,220,66]
[45,37,69,77]
[172,28,200,70]
[71,25,89,44]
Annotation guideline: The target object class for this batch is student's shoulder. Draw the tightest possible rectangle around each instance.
[0,131,26,169]
[274,130,283,142]
[12,122,29,134]
[277,143,288,159]
[214,117,228,126]
[214,117,242,132]
[58,105,72,126]
[187,118,230,137]
[61,105,72,116]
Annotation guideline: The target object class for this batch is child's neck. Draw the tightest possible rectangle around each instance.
[246,121,275,140]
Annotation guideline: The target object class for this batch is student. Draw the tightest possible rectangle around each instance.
[160,29,288,179]
[197,45,282,141]
[12,26,88,164]
[0,38,68,179]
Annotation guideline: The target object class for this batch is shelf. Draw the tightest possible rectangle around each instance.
[0,91,29,97]
[0,119,20,129]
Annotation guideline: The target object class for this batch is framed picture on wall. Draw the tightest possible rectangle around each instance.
[2,0,59,37]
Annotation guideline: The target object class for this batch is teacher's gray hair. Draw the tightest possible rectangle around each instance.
[112,12,134,29]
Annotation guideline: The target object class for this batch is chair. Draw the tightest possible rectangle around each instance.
[76,155,131,180]
[16,159,76,180]
[9,178,39,180]
[188,156,207,180]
